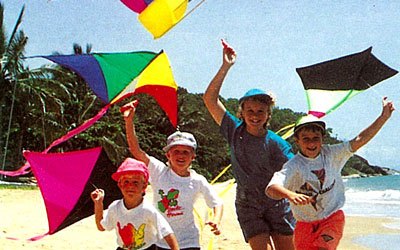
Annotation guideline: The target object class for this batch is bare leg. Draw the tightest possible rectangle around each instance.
[270,234,294,250]
[248,233,274,250]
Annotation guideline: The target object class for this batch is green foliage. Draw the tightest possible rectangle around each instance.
[342,155,389,176]
[0,183,38,190]
[131,89,232,181]
[0,3,388,181]
[0,3,48,169]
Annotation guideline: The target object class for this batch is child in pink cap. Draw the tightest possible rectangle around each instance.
[91,158,179,250]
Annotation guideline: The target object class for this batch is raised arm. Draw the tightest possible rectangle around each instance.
[203,39,236,125]
[91,189,106,231]
[122,101,150,165]
[350,97,395,152]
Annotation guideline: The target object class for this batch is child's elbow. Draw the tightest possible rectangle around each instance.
[265,186,273,198]
[265,185,280,200]
[96,224,106,231]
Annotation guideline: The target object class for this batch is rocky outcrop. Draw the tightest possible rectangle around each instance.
[342,154,399,177]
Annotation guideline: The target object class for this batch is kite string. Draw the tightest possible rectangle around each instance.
[355,82,399,117]
[150,0,207,39]
[364,82,399,104]
[365,82,384,98]
[91,182,99,189]
[1,68,18,180]
[182,0,207,22]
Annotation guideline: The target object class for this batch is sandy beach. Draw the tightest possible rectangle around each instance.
[1,181,399,249]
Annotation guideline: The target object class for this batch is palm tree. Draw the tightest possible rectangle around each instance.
[0,3,29,173]
[0,3,69,173]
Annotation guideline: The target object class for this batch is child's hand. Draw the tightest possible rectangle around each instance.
[221,39,236,66]
[121,100,139,119]
[381,96,395,120]
[91,189,105,203]
[206,221,221,235]
[288,192,313,206]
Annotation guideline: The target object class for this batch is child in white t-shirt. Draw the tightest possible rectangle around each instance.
[266,97,395,250]
[122,101,223,250]
[91,158,179,250]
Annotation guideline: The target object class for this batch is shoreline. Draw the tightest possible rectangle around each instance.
[1,187,399,249]
[339,216,400,250]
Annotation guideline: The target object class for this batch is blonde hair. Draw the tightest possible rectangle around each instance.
[237,94,275,128]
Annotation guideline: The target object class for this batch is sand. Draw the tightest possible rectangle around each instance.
[1,180,399,249]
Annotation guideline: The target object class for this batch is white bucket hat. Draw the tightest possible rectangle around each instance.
[294,115,326,135]
[163,131,197,152]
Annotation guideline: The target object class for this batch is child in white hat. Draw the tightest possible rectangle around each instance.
[122,102,223,250]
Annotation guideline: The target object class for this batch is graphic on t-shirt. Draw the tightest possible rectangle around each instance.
[311,169,326,188]
[157,188,183,217]
[298,182,318,210]
[296,168,335,211]
[117,221,146,250]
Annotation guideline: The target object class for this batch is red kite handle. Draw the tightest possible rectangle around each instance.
[120,100,139,114]
[221,39,234,54]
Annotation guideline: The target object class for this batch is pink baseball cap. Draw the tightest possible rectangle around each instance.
[112,158,149,182]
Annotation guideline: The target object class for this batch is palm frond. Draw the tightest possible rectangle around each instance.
[6,4,24,52]
[0,3,6,57]
[3,30,27,74]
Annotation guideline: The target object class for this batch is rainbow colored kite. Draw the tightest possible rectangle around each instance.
[39,50,178,157]
[42,50,178,124]
[0,50,178,177]
[121,0,189,39]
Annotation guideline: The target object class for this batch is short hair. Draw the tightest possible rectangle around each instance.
[294,123,325,138]
[237,95,274,128]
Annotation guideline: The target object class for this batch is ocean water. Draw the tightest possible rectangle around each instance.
[343,174,400,219]
[343,174,400,250]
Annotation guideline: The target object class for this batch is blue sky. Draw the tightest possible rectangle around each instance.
[5,0,400,169]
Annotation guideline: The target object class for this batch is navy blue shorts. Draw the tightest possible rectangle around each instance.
[236,199,296,242]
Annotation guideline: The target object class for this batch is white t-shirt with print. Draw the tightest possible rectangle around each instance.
[101,199,173,249]
[268,142,353,222]
[148,156,222,249]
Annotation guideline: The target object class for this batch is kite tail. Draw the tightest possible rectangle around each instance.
[27,233,50,241]
[43,104,110,153]
[0,162,31,176]
[6,232,49,241]
[0,104,111,177]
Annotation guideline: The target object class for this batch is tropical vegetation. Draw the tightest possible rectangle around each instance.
[0,3,390,183]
